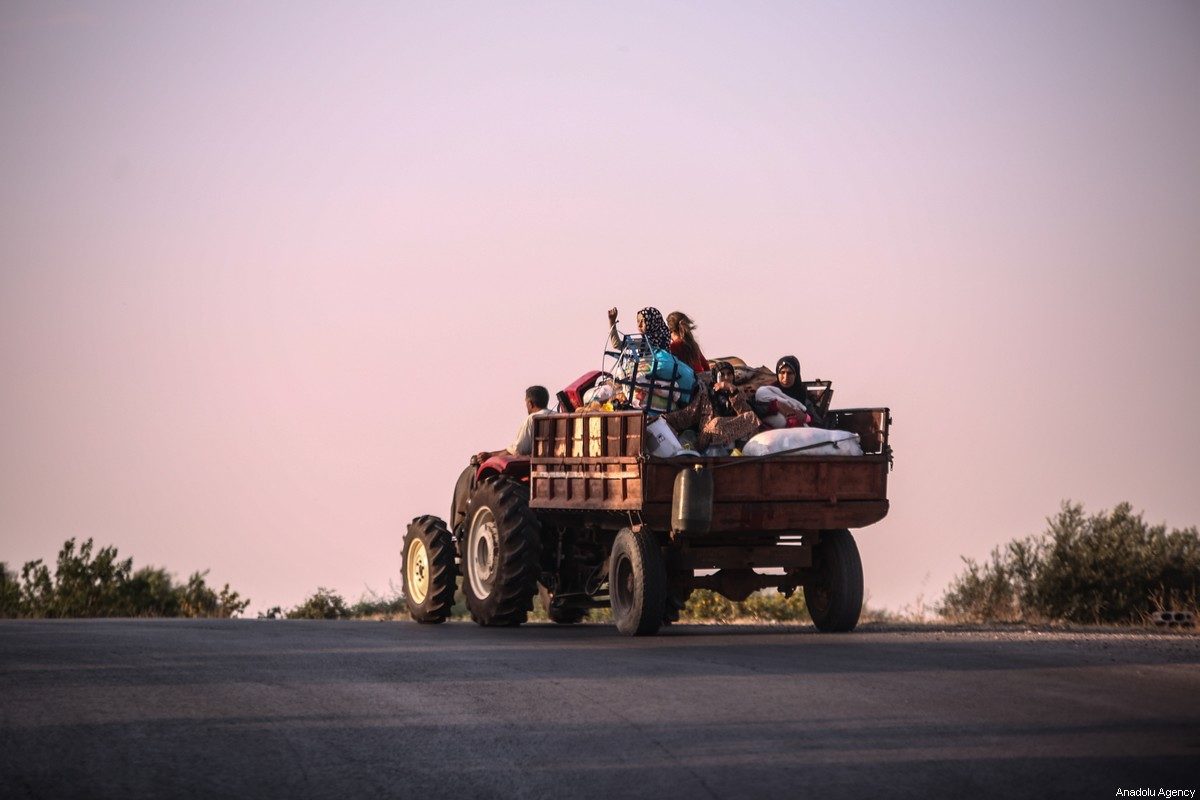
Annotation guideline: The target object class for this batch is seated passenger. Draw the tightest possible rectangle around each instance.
[476,385,553,463]
[755,356,811,429]
[661,361,760,453]
[666,311,709,374]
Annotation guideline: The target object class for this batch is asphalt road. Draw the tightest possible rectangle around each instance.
[1,619,1197,799]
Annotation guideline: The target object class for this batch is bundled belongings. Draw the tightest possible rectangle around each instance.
[605,333,696,416]
[742,427,863,457]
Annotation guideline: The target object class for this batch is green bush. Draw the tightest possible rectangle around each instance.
[348,586,407,619]
[180,570,249,618]
[1,563,21,617]
[939,502,1200,624]
[0,538,249,619]
[279,586,408,620]
[680,589,811,622]
[286,587,351,619]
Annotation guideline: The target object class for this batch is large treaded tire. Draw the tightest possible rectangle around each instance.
[804,529,863,633]
[609,527,667,636]
[403,515,458,624]
[462,476,541,626]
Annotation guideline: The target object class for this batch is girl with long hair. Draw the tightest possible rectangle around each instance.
[666,311,709,373]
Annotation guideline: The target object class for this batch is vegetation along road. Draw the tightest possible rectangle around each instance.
[1,619,1197,799]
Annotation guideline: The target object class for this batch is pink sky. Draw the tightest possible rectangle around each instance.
[2,1,1198,613]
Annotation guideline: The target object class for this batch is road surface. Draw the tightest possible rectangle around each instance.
[2,619,1197,799]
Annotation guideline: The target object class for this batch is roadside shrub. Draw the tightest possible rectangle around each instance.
[682,589,738,622]
[180,570,250,618]
[940,502,1200,624]
[0,563,20,617]
[936,548,1022,623]
[286,587,351,619]
[348,585,407,619]
[680,589,811,623]
[124,566,183,617]
[276,585,414,621]
[0,538,249,618]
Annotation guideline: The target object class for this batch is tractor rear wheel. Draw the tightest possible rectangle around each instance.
[462,476,541,626]
[402,515,457,624]
[804,529,863,632]
[609,527,666,636]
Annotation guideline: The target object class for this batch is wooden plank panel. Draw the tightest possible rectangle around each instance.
[642,458,888,504]
[641,500,889,532]
[589,416,603,457]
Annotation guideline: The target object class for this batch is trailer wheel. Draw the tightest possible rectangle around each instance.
[462,476,541,626]
[539,585,589,625]
[403,515,458,624]
[609,527,667,636]
[805,529,863,633]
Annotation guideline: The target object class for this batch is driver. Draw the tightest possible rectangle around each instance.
[476,385,552,463]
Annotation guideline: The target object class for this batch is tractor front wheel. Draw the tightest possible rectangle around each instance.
[402,515,457,624]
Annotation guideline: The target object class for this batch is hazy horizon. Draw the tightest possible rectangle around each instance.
[2,1,1198,614]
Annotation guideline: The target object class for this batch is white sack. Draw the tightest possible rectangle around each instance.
[582,382,615,405]
[742,427,863,457]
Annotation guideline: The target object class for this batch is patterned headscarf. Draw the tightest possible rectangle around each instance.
[637,307,671,351]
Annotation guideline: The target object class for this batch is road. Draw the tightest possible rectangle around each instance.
[1,619,1197,799]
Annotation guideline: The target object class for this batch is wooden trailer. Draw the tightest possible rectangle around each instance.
[529,408,890,534]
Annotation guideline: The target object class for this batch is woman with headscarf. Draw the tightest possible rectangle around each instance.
[661,360,760,453]
[754,355,811,429]
[607,306,671,352]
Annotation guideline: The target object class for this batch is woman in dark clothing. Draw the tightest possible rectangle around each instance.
[666,311,709,373]
[754,355,811,428]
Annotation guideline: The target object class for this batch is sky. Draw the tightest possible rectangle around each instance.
[2,1,1198,615]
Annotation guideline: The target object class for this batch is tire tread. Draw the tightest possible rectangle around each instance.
[403,515,458,624]
[463,477,541,626]
[805,528,863,633]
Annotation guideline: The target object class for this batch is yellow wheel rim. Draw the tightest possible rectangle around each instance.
[406,538,430,605]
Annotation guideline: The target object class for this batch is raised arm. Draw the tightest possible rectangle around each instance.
[606,307,623,350]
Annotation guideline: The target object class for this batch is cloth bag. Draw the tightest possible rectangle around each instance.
[742,427,863,457]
